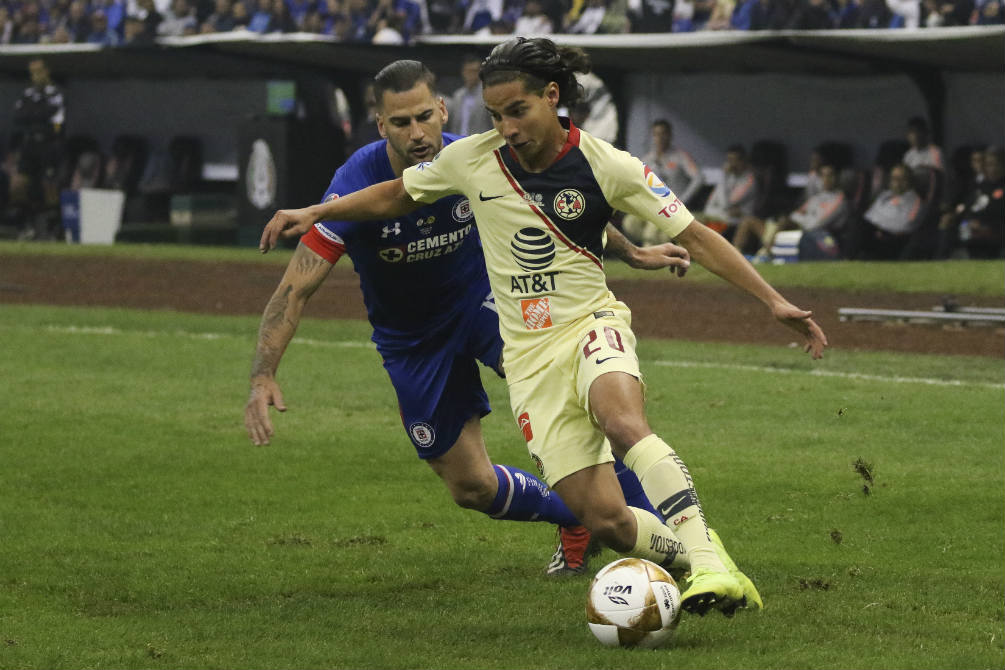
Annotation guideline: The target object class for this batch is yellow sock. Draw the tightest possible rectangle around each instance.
[622,434,727,573]
[627,506,689,570]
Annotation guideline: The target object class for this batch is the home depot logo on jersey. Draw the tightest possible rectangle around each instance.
[520,297,553,330]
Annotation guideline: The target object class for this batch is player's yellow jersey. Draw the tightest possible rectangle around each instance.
[401,118,694,381]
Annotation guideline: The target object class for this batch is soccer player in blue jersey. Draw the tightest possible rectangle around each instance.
[245,60,690,575]
[258,40,829,618]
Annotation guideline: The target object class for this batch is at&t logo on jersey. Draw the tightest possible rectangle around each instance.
[553,189,585,220]
[644,165,672,197]
[409,422,436,448]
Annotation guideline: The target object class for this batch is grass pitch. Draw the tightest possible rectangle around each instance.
[0,301,1001,669]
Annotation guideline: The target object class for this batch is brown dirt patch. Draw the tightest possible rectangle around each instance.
[1,254,1002,358]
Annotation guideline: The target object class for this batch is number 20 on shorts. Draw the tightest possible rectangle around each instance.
[581,326,625,360]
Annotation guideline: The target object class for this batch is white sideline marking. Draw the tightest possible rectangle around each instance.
[43,324,375,349]
[33,325,1003,389]
[652,359,1003,390]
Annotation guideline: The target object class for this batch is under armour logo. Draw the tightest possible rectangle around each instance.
[382,222,401,238]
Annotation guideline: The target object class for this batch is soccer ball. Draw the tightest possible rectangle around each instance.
[586,557,681,649]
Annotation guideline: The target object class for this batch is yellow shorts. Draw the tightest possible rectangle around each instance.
[507,301,641,487]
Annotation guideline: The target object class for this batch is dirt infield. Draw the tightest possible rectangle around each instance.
[1,254,1002,358]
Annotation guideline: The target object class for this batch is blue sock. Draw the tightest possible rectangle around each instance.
[614,457,659,517]
[486,464,579,527]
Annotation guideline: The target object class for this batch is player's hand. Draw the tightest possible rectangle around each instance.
[771,301,828,360]
[629,242,691,276]
[259,207,318,253]
[244,378,287,445]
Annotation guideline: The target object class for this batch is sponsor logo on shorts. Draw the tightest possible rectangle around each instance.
[518,411,533,442]
[452,198,473,223]
[553,189,585,220]
[644,165,671,197]
[520,297,553,330]
[658,196,684,219]
[408,422,436,448]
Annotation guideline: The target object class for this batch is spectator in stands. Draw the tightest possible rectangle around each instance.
[937,146,1004,259]
[733,163,849,259]
[622,119,705,246]
[462,0,503,31]
[850,163,922,259]
[344,0,372,39]
[287,0,314,24]
[704,0,737,28]
[372,13,406,41]
[696,144,757,241]
[857,0,893,25]
[833,0,861,25]
[65,0,90,40]
[0,6,13,44]
[630,0,676,31]
[202,0,236,31]
[921,0,973,24]
[10,58,66,239]
[885,0,919,25]
[972,0,1004,23]
[513,0,554,32]
[249,0,276,30]
[230,0,251,28]
[94,0,127,33]
[128,0,163,37]
[445,54,493,136]
[158,0,199,34]
[731,0,791,29]
[786,0,836,27]
[903,116,944,175]
[566,0,607,32]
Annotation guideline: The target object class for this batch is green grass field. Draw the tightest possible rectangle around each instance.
[0,290,1002,669]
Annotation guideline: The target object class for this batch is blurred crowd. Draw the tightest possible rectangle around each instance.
[626,116,1004,261]
[0,0,1002,47]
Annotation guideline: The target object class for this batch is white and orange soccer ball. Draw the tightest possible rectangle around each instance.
[586,557,682,649]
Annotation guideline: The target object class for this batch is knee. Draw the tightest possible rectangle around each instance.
[600,414,651,456]
[583,507,637,553]
[445,475,496,512]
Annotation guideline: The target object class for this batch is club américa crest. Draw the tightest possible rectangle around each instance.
[553,189,585,220]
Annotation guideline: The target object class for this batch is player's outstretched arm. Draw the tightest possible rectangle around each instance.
[674,219,828,359]
[604,223,690,276]
[245,243,334,445]
[260,178,421,253]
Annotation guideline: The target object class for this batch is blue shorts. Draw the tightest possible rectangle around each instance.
[380,294,504,460]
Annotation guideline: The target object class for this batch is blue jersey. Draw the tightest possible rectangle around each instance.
[302,134,490,352]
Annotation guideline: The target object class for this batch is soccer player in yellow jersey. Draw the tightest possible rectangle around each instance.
[260,38,828,617]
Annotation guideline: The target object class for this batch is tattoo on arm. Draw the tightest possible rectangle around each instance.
[250,245,332,381]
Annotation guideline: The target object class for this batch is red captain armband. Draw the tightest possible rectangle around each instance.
[301,224,346,264]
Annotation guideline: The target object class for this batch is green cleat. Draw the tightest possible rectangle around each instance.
[679,568,744,617]
[708,528,764,613]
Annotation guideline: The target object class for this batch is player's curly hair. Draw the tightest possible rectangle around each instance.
[479,37,591,109]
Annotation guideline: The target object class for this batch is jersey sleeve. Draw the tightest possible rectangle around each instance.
[590,140,694,239]
[401,141,467,204]
[303,158,372,264]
